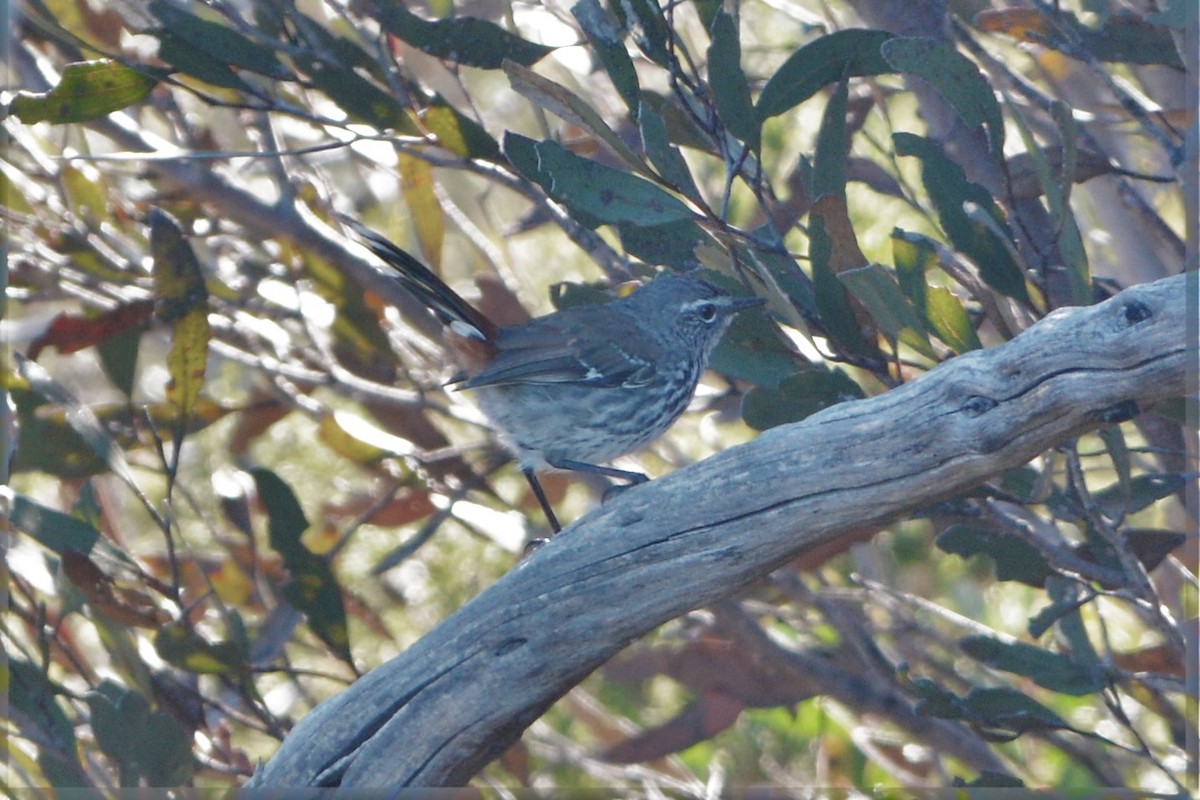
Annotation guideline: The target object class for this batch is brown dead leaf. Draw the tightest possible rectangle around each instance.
[1006,147,1149,201]
[324,488,437,528]
[61,550,171,628]
[1112,643,1186,677]
[601,689,745,764]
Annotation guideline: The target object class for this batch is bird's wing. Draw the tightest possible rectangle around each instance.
[460,309,659,389]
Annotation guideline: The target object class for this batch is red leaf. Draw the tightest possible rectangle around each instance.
[27,300,154,360]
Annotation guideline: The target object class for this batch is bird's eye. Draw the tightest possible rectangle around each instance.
[696,302,718,323]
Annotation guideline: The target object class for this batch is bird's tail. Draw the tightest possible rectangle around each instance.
[338,214,495,342]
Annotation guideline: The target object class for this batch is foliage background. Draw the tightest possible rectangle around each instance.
[2,0,1196,793]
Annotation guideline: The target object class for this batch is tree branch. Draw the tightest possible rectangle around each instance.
[251,272,1193,787]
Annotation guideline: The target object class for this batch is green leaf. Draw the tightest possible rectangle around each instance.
[60,164,109,221]
[15,355,141,489]
[7,388,105,477]
[617,218,708,266]
[935,522,1051,586]
[914,678,1071,737]
[289,8,394,84]
[549,280,613,310]
[251,468,353,665]
[757,29,895,119]
[301,57,415,131]
[839,264,936,358]
[810,75,849,201]
[8,657,89,787]
[923,286,981,353]
[639,91,715,152]
[891,228,935,310]
[908,675,964,718]
[742,240,817,319]
[891,230,981,352]
[618,0,672,66]
[423,97,502,161]
[881,37,1004,157]
[532,140,694,225]
[1005,96,1091,305]
[150,209,210,423]
[1147,0,1197,30]
[638,98,701,200]
[9,60,158,124]
[148,0,290,79]
[572,0,640,115]
[154,624,248,678]
[251,467,310,561]
[5,493,100,555]
[154,31,251,91]
[806,79,881,359]
[708,309,804,389]
[708,11,760,152]
[1098,425,1132,506]
[504,132,604,228]
[503,60,644,171]
[960,635,1106,696]
[9,657,79,755]
[1124,529,1188,573]
[809,201,877,358]
[1038,576,1102,669]
[87,679,195,786]
[368,0,553,68]
[959,687,1071,734]
[1092,473,1185,519]
[741,368,864,430]
[97,324,142,399]
[0,169,34,213]
[893,133,1030,303]
[1076,12,1185,67]
[301,247,397,366]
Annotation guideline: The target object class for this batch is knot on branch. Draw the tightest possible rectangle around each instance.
[961,395,998,417]
[494,637,527,656]
[1093,400,1140,424]
[1120,299,1153,326]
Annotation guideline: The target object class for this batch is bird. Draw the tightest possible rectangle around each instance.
[340,215,764,532]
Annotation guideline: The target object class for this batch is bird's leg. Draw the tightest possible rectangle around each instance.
[522,466,562,534]
[521,460,648,550]
[549,458,648,504]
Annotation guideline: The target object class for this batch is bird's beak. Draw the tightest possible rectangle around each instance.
[724,295,767,314]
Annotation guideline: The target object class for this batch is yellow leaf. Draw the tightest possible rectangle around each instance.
[211,558,252,605]
[397,151,445,268]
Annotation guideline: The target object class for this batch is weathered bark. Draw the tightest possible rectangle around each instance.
[251,272,1194,787]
